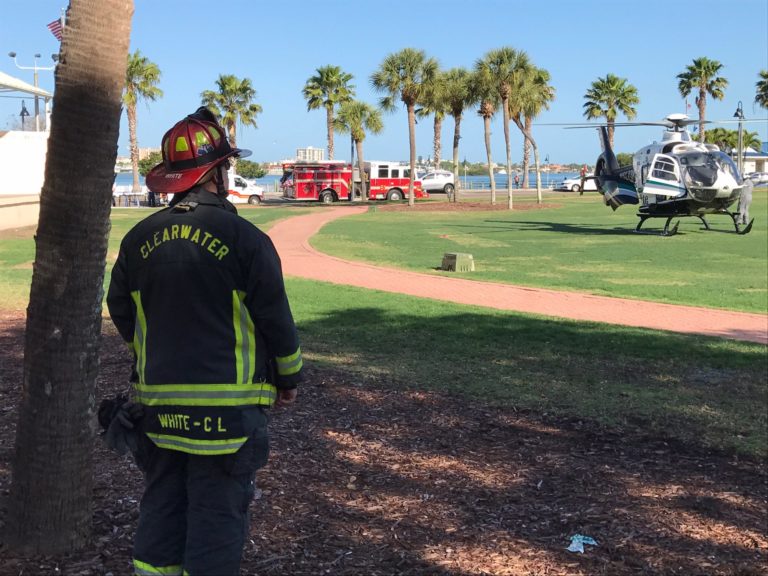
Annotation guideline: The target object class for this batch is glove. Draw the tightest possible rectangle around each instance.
[98,395,144,455]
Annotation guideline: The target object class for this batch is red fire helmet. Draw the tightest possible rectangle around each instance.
[146,107,251,194]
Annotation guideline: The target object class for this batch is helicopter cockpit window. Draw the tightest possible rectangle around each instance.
[679,153,704,166]
[680,152,718,187]
[652,158,677,181]
[712,151,739,179]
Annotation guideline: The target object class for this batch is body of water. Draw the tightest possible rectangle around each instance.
[114,171,145,186]
[253,171,580,190]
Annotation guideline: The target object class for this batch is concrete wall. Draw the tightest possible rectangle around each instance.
[0,194,40,231]
[0,130,48,195]
[0,130,47,230]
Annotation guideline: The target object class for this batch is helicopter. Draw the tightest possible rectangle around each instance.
[579,114,755,236]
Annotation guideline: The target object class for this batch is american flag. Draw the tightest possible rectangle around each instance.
[47,18,63,41]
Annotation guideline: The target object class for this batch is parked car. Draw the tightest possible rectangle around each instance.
[420,169,455,194]
[554,175,598,192]
[745,172,768,185]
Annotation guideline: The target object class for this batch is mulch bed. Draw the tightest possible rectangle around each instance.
[1,312,766,575]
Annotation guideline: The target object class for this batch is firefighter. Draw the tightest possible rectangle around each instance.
[106,106,303,575]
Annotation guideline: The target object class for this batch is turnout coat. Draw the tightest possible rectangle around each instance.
[107,189,303,455]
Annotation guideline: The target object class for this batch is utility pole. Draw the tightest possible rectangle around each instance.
[733,101,745,176]
[8,52,57,132]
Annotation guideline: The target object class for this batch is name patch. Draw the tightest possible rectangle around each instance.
[139,224,230,261]
[157,413,228,433]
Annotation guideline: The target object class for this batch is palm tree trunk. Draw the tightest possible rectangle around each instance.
[452,113,461,203]
[127,103,140,193]
[6,0,132,555]
[512,113,528,188]
[433,116,442,170]
[524,116,535,188]
[326,105,334,160]
[525,116,542,203]
[407,103,417,206]
[227,122,238,170]
[522,138,530,188]
[526,129,542,205]
[483,114,496,205]
[356,139,366,200]
[697,89,707,142]
[502,97,513,210]
[608,121,615,149]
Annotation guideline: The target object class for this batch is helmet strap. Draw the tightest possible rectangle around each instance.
[215,164,227,197]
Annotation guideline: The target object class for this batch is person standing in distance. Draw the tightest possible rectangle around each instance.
[738,174,753,225]
[107,106,303,575]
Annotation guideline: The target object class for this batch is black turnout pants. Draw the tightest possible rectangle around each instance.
[132,428,268,575]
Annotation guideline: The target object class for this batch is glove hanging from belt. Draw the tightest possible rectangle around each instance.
[98,394,145,455]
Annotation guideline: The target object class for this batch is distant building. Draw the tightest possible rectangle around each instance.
[742,144,767,174]
[139,147,160,160]
[296,146,325,162]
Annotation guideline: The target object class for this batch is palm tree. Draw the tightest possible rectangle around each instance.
[201,74,262,168]
[442,67,474,202]
[7,0,131,554]
[124,50,162,194]
[677,57,728,142]
[477,47,531,209]
[756,70,768,109]
[302,66,355,160]
[583,73,639,147]
[334,100,384,201]
[511,66,555,204]
[469,67,500,205]
[705,127,760,152]
[371,48,438,206]
[417,69,450,173]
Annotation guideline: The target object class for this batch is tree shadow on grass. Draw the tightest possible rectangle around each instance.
[248,365,766,574]
[0,310,766,575]
[442,219,639,236]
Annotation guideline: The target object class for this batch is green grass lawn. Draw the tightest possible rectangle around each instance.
[0,206,309,310]
[312,192,768,313]
[289,278,767,458]
[1,203,765,458]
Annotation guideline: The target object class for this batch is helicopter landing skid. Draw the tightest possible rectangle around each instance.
[635,211,754,236]
[634,215,680,236]
[728,211,755,235]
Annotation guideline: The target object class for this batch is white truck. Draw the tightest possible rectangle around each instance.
[226,172,265,204]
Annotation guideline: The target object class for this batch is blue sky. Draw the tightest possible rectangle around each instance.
[1,0,766,165]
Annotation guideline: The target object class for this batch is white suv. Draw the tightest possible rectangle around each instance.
[420,170,455,194]
[554,175,598,192]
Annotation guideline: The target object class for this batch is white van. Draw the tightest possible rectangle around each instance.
[227,173,265,204]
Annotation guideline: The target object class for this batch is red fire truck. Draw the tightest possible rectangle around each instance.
[280,160,427,203]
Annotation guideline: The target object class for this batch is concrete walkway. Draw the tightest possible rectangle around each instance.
[269,206,768,345]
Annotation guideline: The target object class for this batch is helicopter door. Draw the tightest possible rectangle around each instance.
[642,154,686,197]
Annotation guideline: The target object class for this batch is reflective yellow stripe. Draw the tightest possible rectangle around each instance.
[131,291,147,384]
[174,135,189,152]
[146,432,247,455]
[133,559,182,575]
[232,291,256,385]
[276,347,303,376]
[194,130,210,148]
[135,382,277,406]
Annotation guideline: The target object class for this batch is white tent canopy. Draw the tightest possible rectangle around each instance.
[0,70,52,98]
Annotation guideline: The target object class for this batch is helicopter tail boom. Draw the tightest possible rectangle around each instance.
[595,126,639,209]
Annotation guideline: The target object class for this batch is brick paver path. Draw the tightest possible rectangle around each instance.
[269,206,768,344]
